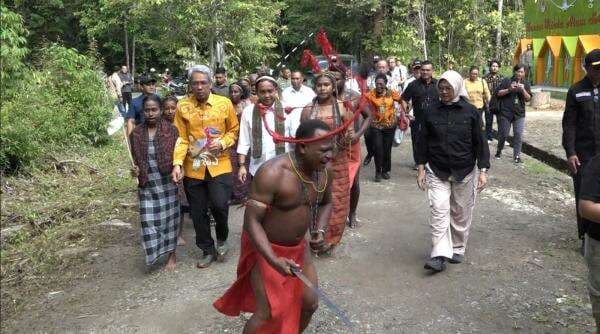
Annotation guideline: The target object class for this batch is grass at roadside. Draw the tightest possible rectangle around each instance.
[523,158,555,176]
[0,137,137,317]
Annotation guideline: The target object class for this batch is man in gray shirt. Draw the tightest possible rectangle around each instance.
[211,67,229,96]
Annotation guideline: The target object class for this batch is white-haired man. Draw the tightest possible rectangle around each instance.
[172,65,240,269]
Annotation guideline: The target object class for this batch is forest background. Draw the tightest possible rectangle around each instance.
[0,0,524,172]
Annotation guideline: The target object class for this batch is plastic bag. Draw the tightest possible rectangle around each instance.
[393,128,404,146]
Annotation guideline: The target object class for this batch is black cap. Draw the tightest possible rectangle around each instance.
[373,55,380,62]
[139,74,157,85]
[584,49,600,67]
[412,60,422,68]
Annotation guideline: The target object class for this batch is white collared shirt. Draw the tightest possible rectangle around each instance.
[281,85,316,112]
[345,78,361,95]
[237,102,295,175]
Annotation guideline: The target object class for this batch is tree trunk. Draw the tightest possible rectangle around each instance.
[417,2,428,60]
[495,0,504,60]
[123,17,130,70]
[372,3,386,41]
[131,35,136,80]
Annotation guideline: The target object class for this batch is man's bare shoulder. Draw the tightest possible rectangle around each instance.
[253,155,291,186]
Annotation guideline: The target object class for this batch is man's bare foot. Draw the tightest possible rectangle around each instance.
[177,236,186,246]
[347,213,359,228]
[164,252,176,271]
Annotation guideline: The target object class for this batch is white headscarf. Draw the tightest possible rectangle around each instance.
[438,70,469,103]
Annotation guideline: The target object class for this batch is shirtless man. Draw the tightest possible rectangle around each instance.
[214,119,334,333]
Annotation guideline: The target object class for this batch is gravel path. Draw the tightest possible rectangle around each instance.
[3,135,596,333]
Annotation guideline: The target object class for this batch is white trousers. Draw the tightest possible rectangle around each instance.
[426,167,477,259]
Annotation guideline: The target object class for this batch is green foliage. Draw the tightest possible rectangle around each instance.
[78,0,285,76]
[0,44,112,172]
[0,6,29,96]
[281,0,524,70]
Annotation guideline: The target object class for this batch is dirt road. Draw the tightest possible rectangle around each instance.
[3,142,596,333]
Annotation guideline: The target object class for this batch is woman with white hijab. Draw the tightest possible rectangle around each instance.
[415,70,490,273]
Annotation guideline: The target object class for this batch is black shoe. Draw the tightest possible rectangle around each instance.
[374,173,382,183]
[363,155,373,166]
[424,257,446,272]
[495,151,501,159]
[448,253,464,264]
[514,157,523,163]
[382,172,390,180]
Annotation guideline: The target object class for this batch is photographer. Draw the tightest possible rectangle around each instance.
[494,64,531,163]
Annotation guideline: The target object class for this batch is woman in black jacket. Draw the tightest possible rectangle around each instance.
[416,70,490,273]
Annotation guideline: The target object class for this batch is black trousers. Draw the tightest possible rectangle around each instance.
[484,108,494,140]
[372,127,395,174]
[573,161,588,239]
[410,120,421,165]
[122,91,133,114]
[364,126,375,159]
[184,172,232,254]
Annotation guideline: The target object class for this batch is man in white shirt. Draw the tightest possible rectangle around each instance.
[237,76,295,182]
[344,66,361,94]
[281,71,315,110]
[281,70,315,138]
[388,57,403,91]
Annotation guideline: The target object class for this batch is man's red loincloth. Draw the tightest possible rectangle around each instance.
[213,231,306,333]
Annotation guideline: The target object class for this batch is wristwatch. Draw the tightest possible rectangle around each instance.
[480,168,488,173]
[238,162,246,168]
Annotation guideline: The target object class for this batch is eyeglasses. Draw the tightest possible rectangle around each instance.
[438,86,453,92]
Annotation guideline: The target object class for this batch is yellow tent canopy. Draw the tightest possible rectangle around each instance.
[545,36,562,57]
[579,34,600,53]
[574,35,600,82]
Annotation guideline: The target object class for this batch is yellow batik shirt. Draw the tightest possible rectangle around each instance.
[173,93,239,180]
[464,78,491,109]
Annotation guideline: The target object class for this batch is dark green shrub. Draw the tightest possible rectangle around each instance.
[1,44,112,172]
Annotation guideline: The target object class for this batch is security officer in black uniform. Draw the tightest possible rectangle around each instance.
[562,48,600,253]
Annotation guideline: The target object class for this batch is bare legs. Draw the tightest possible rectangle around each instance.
[348,171,360,228]
[164,251,176,271]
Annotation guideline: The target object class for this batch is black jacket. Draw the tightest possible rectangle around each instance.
[580,154,600,241]
[562,76,600,163]
[496,77,531,120]
[416,98,490,181]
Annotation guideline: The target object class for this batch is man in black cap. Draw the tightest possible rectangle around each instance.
[126,74,160,135]
[562,48,600,253]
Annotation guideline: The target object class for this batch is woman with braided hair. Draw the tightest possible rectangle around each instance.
[300,71,354,253]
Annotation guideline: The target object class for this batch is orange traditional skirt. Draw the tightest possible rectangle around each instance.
[213,232,305,334]
[347,141,361,187]
[326,150,350,247]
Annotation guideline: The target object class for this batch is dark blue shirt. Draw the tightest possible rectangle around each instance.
[126,94,161,125]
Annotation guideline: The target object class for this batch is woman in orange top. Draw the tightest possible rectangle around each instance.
[367,74,402,182]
